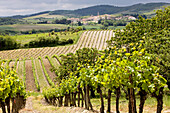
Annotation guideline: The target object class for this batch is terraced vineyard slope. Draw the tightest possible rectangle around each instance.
[0,30,114,60]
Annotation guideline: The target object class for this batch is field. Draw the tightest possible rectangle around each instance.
[10,31,81,45]
[0,24,125,32]
[0,24,72,31]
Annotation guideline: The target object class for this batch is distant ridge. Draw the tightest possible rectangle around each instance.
[11,11,50,19]
[10,2,170,18]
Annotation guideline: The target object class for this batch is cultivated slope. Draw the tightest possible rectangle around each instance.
[0,30,114,60]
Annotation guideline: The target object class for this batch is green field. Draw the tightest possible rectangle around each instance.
[0,24,125,32]
[0,24,71,31]
[10,31,81,45]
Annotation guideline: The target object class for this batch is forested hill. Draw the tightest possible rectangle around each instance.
[11,11,50,19]
[50,2,170,16]
[10,2,169,18]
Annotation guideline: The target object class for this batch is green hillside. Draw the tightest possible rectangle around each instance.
[44,2,170,16]
[9,2,170,19]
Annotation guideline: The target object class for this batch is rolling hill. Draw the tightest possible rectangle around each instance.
[10,2,170,19]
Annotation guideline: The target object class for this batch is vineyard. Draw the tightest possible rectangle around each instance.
[0,30,115,113]
[0,30,113,60]
[0,30,114,92]
[0,6,170,113]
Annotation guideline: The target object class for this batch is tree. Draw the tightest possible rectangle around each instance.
[0,61,27,113]
[107,6,170,113]
[78,21,82,26]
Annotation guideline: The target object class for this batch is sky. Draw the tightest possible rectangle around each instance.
[0,0,169,16]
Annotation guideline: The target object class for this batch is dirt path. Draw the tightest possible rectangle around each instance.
[62,46,70,55]
[65,45,74,54]
[25,60,37,92]
[85,31,93,48]
[103,30,109,49]
[92,31,100,49]
[72,31,87,53]
[88,31,97,48]
[57,46,66,55]
[50,47,60,56]
[19,96,40,113]
[96,31,103,49]
[99,30,106,50]
[80,31,91,49]
[9,61,15,68]
[16,96,170,113]
[43,59,57,83]
[19,96,97,113]
[49,47,60,56]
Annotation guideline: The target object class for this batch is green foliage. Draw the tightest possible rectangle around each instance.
[100,19,127,27]
[42,6,169,112]
[52,55,62,65]
[0,17,24,25]
[55,48,99,80]
[52,18,71,24]
[45,56,56,70]
[27,36,59,48]
[108,6,170,88]
[0,60,26,101]
[14,58,19,70]
[6,59,12,66]
[0,35,20,51]
[43,75,78,103]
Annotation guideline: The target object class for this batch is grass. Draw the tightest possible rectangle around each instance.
[0,26,15,30]
[27,91,43,97]
[0,24,71,31]
[0,24,102,32]
[0,23,124,33]
[82,25,102,30]
[51,57,60,67]
[39,56,55,87]
[24,93,170,113]
[34,59,49,90]
[9,31,81,45]
[108,26,125,30]
[91,95,170,113]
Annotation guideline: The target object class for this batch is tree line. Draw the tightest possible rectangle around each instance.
[0,35,20,51]
[0,17,26,25]
[25,36,74,48]
[52,19,71,24]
